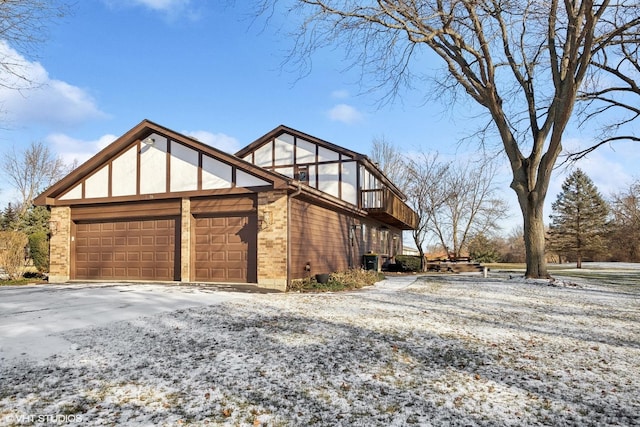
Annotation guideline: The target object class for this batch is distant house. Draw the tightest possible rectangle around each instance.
[35,120,418,291]
[402,247,421,257]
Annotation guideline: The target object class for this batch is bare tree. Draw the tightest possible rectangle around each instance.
[608,180,640,262]
[431,160,508,259]
[369,135,409,192]
[572,36,640,160]
[0,0,68,90]
[2,141,71,214]
[259,0,640,278]
[497,226,527,263]
[405,152,450,271]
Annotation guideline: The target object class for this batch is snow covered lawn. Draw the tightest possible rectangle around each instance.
[1,274,639,426]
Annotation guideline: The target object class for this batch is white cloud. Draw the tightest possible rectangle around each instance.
[46,133,117,166]
[103,0,199,19]
[0,41,106,127]
[133,0,186,10]
[569,155,632,197]
[184,130,240,153]
[327,104,364,124]
[331,89,350,99]
[554,137,637,198]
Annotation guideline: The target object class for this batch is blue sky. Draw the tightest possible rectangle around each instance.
[0,0,638,234]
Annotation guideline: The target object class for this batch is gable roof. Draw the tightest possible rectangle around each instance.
[236,124,408,201]
[34,119,290,206]
[236,124,366,161]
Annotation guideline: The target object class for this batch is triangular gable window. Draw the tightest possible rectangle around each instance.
[58,133,271,202]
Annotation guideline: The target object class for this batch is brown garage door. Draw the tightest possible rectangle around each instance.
[74,218,178,281]
[193,215,257,283]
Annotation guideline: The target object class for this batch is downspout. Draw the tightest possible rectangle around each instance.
[287,181,303,289]
[292,180,303,198]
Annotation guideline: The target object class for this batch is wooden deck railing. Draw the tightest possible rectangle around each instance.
[361,188,419,230]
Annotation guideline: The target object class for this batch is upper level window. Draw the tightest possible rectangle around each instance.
[274,134,295,165]
[296,165,309,184]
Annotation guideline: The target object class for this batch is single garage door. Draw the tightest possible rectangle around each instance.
[74,218,178,281]
[193,215,257,283]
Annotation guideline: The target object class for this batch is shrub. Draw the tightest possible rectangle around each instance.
[467,233,501,263]
[288,268,384,292]
[28,232,49,273]
[328,268,384,289]
[0,231,28,280]
[395,255,421,272]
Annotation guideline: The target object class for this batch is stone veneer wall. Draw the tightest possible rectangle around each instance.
[49,206,71,283]
[256,190,288,291]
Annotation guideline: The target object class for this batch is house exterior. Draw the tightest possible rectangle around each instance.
[35,120,418,291]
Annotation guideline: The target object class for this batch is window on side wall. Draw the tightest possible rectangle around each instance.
[295,165,309,184]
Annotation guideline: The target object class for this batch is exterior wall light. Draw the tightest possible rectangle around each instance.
[48,220,59,235]
[258,211,272,230]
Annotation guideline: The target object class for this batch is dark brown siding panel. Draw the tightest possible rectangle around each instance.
[72,200,181,221]
[191,195,257,215]
[289,198,355,279]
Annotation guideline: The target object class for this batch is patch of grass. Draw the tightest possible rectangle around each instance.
[554,271,640,286]
[288,269,384,292]
[58,400,89,415]
[486,263,583,271]
[484,263,526,271]
[0,269,47,286]
[0,277,47,286]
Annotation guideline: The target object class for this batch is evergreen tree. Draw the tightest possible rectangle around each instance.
[18,205,51,236]
[548,169,610,268]
[467,233,501,263]
[0,204,20,231]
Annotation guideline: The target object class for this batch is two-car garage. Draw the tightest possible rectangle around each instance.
[70,198,257,283]
[36,120,294,291]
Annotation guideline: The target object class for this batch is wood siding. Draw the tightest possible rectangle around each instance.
[361,188,419,230]
[289,198,360,279]
[71,200,181,221]
[191,195,257,215]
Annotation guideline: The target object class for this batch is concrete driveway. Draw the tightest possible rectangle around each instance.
[0,283,253,362]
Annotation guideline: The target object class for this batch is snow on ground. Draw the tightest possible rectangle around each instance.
[0,284,251,361]
[572,262,640,270]
[1,274,639,426]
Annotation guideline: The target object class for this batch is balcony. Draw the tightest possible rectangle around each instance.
[361,188,419,230]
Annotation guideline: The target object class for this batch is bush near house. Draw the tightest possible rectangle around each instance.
[289,268,385,292]
[0,231,29,280]
[395,255,421,272]
[28,232,49,273]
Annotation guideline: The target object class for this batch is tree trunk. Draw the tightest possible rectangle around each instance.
[418,247,427,272]
[518,190,551,279]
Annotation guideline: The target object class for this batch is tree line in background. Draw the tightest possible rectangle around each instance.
[0,137,637,279]
[0,142,72,279]
[0,0,71,279]
[258,0,640,279]
[371,138,640,270]
[465,169,640,266]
